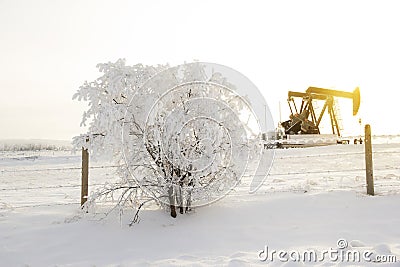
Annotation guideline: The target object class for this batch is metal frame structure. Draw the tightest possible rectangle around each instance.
[282,87,360,136]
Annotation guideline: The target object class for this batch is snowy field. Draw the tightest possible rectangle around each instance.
[1,139,400,266]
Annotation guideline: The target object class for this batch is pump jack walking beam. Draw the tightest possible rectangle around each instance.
[306,87,361,116]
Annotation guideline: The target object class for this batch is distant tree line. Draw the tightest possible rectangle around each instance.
[0,143,71,151]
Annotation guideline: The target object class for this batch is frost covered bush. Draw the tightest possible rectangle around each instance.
[73,59,262,221]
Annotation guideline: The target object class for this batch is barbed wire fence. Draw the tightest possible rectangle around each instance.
[1,147,399,211]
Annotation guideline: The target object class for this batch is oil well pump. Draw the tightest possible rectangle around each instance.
[281,87,360,137]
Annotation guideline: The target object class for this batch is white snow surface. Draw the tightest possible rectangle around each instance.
[1,141,400,266]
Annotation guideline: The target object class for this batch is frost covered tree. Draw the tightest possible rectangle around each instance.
[73,59,264,221]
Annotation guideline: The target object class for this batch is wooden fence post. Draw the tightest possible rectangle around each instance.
[364,124,374,196]
[81,138,89,206]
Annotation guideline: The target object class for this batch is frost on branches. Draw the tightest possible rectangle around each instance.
[73,59,264,222]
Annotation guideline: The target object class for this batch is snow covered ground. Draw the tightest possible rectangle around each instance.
[1,139,400,266]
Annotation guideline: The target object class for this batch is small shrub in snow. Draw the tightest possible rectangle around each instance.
[73,59,264,222]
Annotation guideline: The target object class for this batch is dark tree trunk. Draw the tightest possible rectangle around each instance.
[168,185,176,218]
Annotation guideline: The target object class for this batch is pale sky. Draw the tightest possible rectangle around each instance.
[1,0,399,140]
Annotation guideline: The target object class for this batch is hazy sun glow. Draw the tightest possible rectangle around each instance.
[0,0,399,140]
